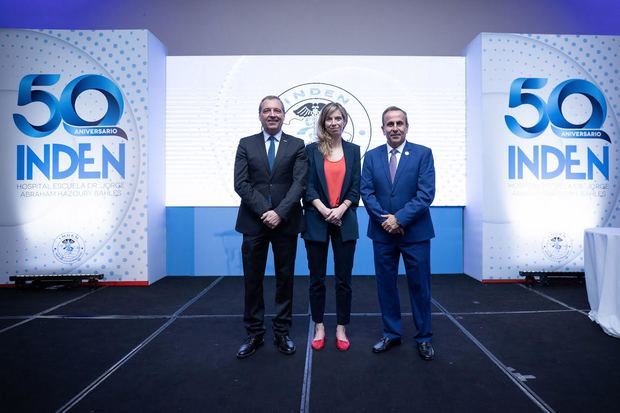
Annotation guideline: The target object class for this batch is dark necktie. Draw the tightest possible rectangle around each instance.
[389,148,398,183]
[267,136,276,171]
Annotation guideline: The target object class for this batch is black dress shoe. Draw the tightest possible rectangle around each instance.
[236,336,264,359]
[417,342,435,361]
[372,336,401,353]
[273,334,296,355]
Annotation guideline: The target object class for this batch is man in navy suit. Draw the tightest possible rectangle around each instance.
[360,106,436,360]
[233,96,308,358]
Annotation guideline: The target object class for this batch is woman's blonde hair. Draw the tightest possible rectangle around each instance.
[316,102,349,156]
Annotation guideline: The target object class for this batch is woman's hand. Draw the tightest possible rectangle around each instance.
[325,203,347,226]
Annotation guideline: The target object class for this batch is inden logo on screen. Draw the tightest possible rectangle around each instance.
[504,78,609,180]
[13,74,126,180]
[278,83,372,156]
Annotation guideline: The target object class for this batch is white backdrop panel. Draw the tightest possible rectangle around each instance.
[166,56,465,206]
[0,29,154,283]
[476,33,620,279]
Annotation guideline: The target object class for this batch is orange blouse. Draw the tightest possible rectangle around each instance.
[324,157,346,207]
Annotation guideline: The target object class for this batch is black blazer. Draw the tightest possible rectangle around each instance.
[302,141,360,242]
[234,132,308,236]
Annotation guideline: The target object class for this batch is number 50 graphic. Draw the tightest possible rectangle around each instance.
[504,77,608,141]
[13,74,124,138]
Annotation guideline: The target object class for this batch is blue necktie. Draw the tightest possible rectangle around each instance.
[267,136,276,171]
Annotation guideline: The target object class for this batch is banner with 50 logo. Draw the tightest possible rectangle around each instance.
[505,77,609,142]
[13,74,127,140]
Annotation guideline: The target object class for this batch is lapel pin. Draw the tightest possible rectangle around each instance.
[404,151,410,156]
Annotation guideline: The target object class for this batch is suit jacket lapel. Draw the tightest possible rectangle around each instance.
[379,144,391,185]
[392,142,412,187]
[315,146,329,198]
[270,133,288,177]
[254,133,271,172]
[340,142,352,197]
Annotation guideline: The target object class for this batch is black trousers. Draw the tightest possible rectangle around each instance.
[305,224,356,325]
[241,233,297,337]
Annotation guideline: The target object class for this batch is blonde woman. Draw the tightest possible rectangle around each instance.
[302,102,360,351]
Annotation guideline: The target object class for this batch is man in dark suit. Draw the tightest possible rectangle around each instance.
[234,95,308,359]
[360,106,436,360]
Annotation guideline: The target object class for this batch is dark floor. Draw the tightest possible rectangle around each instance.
[1,275,619,413]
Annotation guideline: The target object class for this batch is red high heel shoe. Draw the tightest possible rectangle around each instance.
[311,337,325,351]
[336,338,350,351]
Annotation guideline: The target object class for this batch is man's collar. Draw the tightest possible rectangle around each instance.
[388,140,407,153]
[263,130,283,141]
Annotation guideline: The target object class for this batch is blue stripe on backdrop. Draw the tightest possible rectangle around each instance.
[165,207,195,275]
[166,206,463,276]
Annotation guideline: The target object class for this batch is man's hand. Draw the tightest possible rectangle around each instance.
[381,214,403,235]
[261,210,282,229]
[390,227,405,235]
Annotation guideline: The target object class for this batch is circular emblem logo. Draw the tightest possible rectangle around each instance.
[541,232,572,262]
[53,232,86,264]
[278,83,372,155]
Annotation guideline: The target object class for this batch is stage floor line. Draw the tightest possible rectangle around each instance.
[1,275,618,412]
